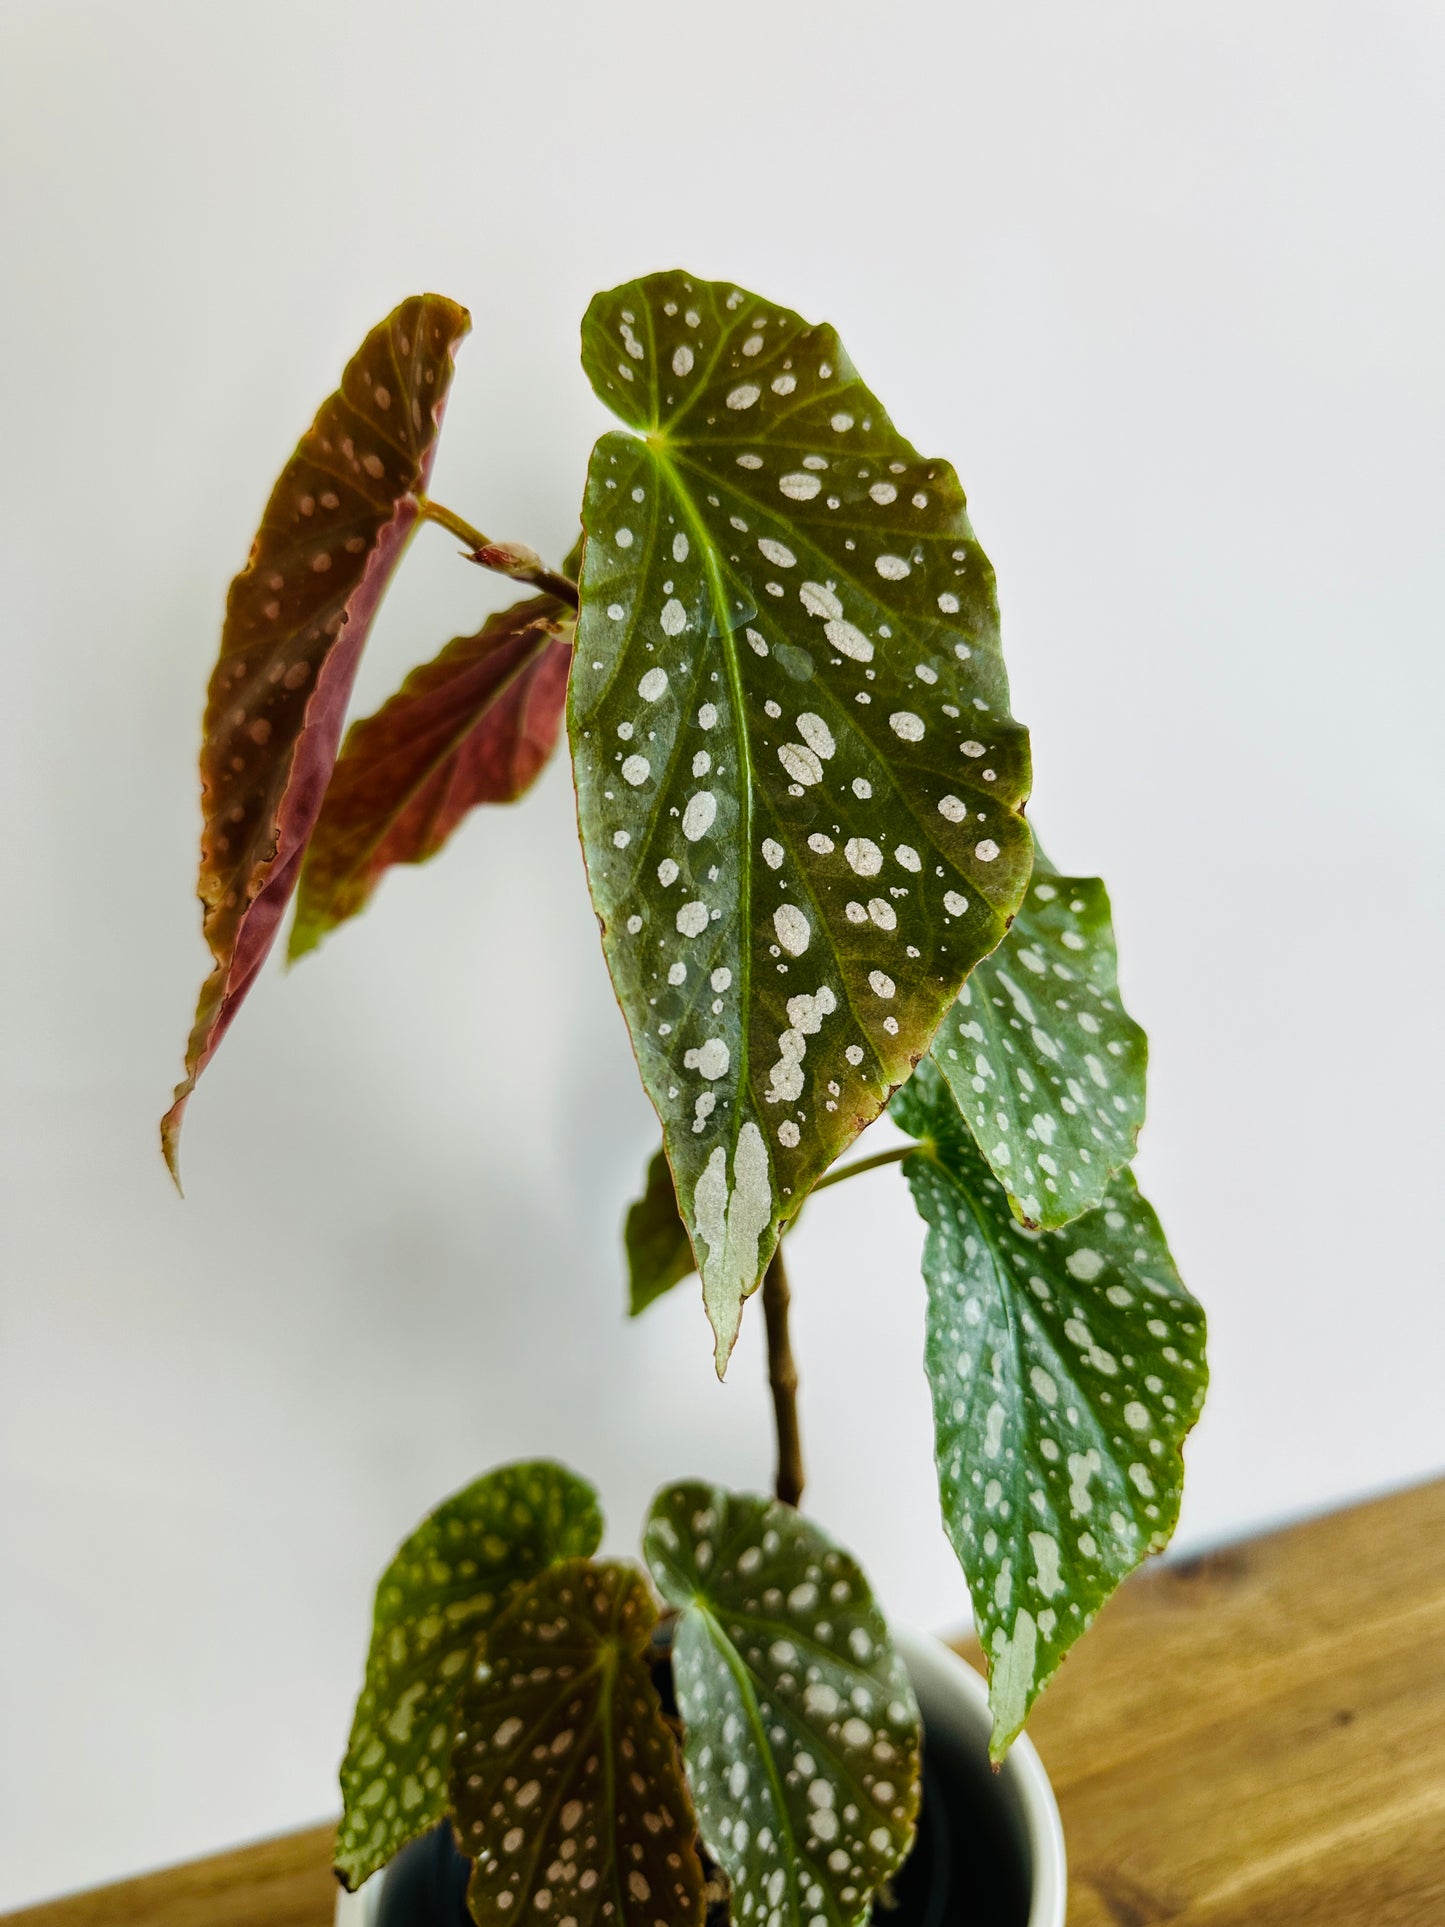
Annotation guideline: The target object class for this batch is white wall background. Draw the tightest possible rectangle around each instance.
[2,0,1442,1908]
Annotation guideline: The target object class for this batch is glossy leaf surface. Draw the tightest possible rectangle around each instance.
[646,1482,921,1927]
[625,1146,698,1315]
[336,1462,602,1891]
[891,1061,1205,1758]
[570,271,1032,1370]
[290,592,573,958]
[929,833,1147,1228]
[450,1559,703,1927]
[163,294,470,1175]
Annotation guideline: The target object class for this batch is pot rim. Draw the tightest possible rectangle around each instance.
[336,1625,1067,1927]
[891,1626,1067,1927]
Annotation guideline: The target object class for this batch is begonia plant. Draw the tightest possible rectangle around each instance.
[165,272,1206,1924]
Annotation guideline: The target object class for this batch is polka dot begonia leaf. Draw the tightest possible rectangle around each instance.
[163,293,471,1179]
[623,830,1147,1307]
[289,591,574,959]
[449,1558,704,1927]
[645,1482,921,1927]
[889,1060,1207,1760]
[570,271,1032,1374]
[928,829,1147,1229]
[335,1461,602,1892]
[625,1145,700,1316]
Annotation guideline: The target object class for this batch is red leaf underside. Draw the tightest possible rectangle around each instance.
[289,594,574,959]
[162,293,470,1177]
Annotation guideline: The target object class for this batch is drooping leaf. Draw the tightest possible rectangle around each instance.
[449,1558,703,1927]
[289,592,574,959]
[570,271,1033,1371]
[336,1461,602,1891]
[645,1482,921,1927]
[162,293,470,1177]
[626,1146,698,1315]
[890,1060,1206,1759]
[928,831,1147,1228]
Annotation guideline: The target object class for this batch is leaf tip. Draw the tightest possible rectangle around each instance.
[702,1269,744,1380]
[159,1094,187,1195]
[984,1605,1039,1762]
[285,914,322,967]
[986,1710,1023,1767]
[1008,1194,1042,1231]
[331,1851,367,1897]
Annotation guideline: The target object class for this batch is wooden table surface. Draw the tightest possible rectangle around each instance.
[8,1477,1444,1927]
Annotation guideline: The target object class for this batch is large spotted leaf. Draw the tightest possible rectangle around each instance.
[336,1462,602,1891]
[645,1483,921,1927]
[449,1559,703,1927]
[929,833,1147,1228]
[290,592,573,959]
[626,1146,699,1316]
[570,271,1032,1372]
[890,1061,1206,1759]
[163,294,470,1176]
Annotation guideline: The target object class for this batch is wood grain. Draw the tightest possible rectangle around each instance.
[8,1478,1443,1927]
[964,1474,1445,1925]
[0,1827,338,1927]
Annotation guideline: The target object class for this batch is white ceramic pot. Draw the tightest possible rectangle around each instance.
[337,1627,1066,1927]
[891,1628,1066,1927]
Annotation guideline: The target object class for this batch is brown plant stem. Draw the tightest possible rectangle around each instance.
[419,498,580,609]
[762,1243,804,1508]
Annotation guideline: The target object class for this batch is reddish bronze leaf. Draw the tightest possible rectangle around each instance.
[289,593,574,960]
[162,294,471,1178]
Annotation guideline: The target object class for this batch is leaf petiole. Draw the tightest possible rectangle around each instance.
[419,497,579,608]
[812,1142,920,1194]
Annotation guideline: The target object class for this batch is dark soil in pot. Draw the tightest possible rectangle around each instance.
[375,1701,1031,1927]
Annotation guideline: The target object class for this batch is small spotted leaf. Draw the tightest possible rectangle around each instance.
[890,1060,1206,1760]
[336,1461,602,1892]
[449,1559,704,1927]
[571,271,1032,1373]
[290,592,574,959]
[626,1146,699,1315]
[162,293,470,1177]
[928,831,1147,1228]
[645,1482,921,1927]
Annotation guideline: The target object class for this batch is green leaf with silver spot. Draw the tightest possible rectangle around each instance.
[645,1481,921,1927]
[928,829,1147,1228]
[570,270,1032,1373]
[449,1558,703,1927]
[890,1060,1206,1758]
[335,1461,602,1890]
